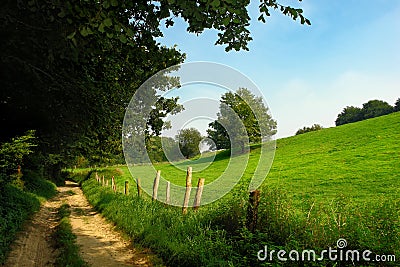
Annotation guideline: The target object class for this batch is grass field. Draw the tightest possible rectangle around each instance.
[101,111,399,204]
[72,112,400,266]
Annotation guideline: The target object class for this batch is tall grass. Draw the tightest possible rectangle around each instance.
[73,113,400,266]
[76,170,399,266]
[0,173,57,264]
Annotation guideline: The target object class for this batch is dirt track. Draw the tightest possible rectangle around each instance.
[4,181,155,267]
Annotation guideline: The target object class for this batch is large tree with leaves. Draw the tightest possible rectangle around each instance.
[362,100,394,119]
[176,128,203,159]
[207,88,277,151]
[1,0,309,181]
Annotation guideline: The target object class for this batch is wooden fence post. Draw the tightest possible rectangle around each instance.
[95,172,99,183]
[152,170,161,201]
[124,181,129,195]
[166,181,171,205]
[102,175,105,186]
[106,179,109,187]
[112,176,116,193]
[246,190,261,233]
[136,178,142,197]
[182,167,192,214]
[193,178,205,211]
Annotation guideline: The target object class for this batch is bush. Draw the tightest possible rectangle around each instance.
[0,130,36,185]
[336,99,397,126]
[0,169,56,264]
[295,124,324,135]
[0,184,40,264]
[23,170,57,200]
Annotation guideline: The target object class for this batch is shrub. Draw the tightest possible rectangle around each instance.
[0,184,40,264]
[295,124,324,135]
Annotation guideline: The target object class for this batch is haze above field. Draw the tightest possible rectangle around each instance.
[157,0,400,138]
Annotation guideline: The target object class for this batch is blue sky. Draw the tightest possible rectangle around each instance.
[157,0,400,138]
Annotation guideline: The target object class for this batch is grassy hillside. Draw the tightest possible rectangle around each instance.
[74,112,400,266]
[112,112,399,203]
[266,111,399,203]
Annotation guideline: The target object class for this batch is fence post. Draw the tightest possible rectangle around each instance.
[246,190,261,233]
[152,170,161,201]
[182,167,192,214]
[102,175,105,186]
[124,181,129,195]
[95,172,99,183]
[106,179,109,187]
[136,178,142,197]
[112,176,116,193]
[166,181,171,205]
[193,178,205,211]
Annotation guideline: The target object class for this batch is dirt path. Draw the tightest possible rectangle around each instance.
[3,190,60,267]
[4,181,156,267]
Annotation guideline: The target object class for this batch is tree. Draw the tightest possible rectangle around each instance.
[0,131,36,185]
[145,136,183,163]
[1,0,185,179]
[394,98,400,112]
[362,100,393,119]
[207,88,277,151]
[176,128,203,159]
[295,124,323,135]
[1,0,309,180]
[335,106,364,126]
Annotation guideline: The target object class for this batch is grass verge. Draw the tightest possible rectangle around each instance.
[73,170,399,266]
[0,175,57,264]
[53,203,88,267]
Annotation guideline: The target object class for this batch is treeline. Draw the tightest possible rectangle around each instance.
[1,0,308,183]
[336,98,400,126]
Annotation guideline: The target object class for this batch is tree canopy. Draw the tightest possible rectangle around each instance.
[207,88,277,151]
[1,0,309,182]
[176,128,203,159]
[335,99,396,126]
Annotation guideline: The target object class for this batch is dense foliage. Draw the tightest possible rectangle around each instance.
[335,99,397,126]
[207,88,277,151]
[0,177,56,264]
[176,128,203,159]
[1,0,309,181]
[395,98,400,112]
[295,123,323,135]
[0,131,36,185]
[146,136,183,163]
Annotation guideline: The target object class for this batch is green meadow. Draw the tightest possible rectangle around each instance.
[72,112,400,266]
[103,111,399,204]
